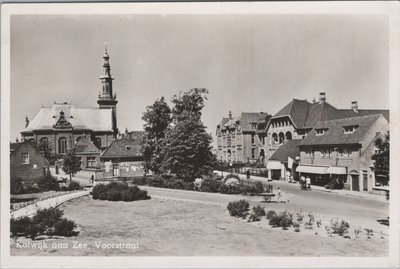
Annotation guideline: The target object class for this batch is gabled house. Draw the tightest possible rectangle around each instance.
[100,132,145,178]
[297,114,389,192]
[216,111,271,164]
[267,139,302,180]
[10,140,50,183]
[74,136,101,170]
[264,92,389,183]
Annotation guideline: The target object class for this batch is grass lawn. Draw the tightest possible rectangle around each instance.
[10,196,388,256]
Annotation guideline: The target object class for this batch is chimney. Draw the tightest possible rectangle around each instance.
[229,111,232,120]
[351,101,359,113]
[319,92,326,103]
[25,116,29,128]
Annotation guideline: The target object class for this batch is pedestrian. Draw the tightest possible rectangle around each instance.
[276,187,282,203]
[90,175,94,185]
[306,176,311,190]
[287,171,291,182]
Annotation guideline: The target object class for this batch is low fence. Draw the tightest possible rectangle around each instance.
[10,190,85,212]
[220,167,268,178]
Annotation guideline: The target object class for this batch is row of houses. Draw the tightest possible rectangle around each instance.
[10,131,145,183]
[216,92,389,194]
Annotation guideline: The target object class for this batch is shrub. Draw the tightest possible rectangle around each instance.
[220,182,243,194]
[330,218,350,236]
[37,173,59,191]
[67,181,81,191]
[10,207,77,238]
[269,210,293,229]
[146,176,165,188]
[92,182,150,202]
[224,174,241,184]
[253,181,265,193]
[227,200,250,218]
[266,210,277,220]
[131,176,147,186]
[10,177,25,194]
[248,205,266,222]
[200,178,222,193]
[54,218,77,237]
[10,216,32,236]
[32,207,64,229]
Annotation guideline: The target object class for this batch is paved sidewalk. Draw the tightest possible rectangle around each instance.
[214,170,388,202]
[11,190,90,219]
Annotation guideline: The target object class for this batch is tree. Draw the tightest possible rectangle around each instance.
[38,140,52,161]
[372,132,389,175]
[171,88,208,122]
[62,149,81,182]
[161,88,216,181]
[141,97,172,174]
[162,116,216,181]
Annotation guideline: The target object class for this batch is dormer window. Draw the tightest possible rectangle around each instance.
[343,125,359,134]
[315,128,328,136]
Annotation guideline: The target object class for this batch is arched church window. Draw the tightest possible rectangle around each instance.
[58,137,67,154]
[272,133,278,143]
[95,137,102,147]
[285,131,292,141]
[279,132,285,144]
[76,136,82,143]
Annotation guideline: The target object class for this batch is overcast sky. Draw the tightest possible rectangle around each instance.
[10,14,389,142]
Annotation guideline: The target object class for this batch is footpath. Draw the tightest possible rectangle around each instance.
[11,190,90,219]
[213,170,388,202]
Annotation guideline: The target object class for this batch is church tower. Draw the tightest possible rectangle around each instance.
[97,45,118,137]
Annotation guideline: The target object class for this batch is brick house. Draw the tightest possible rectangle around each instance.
[297,114,389,193]
[20,48,118,155]
[10,140,50,183]
[99,133,145,178]
[216,112,271,164]
[264,92,389,181]
[74,136,101,170]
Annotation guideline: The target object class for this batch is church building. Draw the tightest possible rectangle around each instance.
[20,47,119,155]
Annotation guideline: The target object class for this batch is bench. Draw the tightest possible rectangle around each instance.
[255,192,275,202]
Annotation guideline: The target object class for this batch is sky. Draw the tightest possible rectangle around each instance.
[10,14,389,143]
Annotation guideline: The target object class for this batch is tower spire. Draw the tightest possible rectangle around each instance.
[97,44,118,138]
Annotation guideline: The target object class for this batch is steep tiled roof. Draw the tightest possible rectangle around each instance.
[271,98,389,129]
[300,114,387,146]
[223,112,269,132]
[10,142,24,153]
[337,109,389,122]
[101,138,143,158]
[269,139,302,162]
[75,137,100,154]
[21,103,113,133]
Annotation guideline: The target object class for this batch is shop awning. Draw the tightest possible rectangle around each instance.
[326,167,347,175]
[266,161,282,170]
[296,165,328,174]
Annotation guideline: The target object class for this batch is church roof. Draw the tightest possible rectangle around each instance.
[21,103,113,133]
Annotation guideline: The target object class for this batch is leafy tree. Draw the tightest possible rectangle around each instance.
[38,140,52,160]
[171,88,208,122]
[162,88,216,181]
[62,149,81,182]
[372,132,389,175]
[141,97,172,174]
